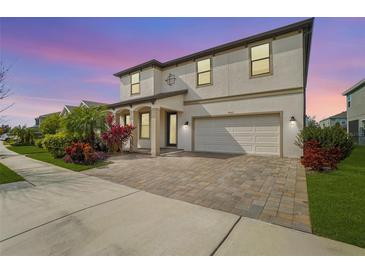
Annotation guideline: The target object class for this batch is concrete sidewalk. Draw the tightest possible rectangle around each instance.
[1,141,364,255]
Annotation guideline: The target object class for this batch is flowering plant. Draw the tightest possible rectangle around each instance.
[101,113,135,152]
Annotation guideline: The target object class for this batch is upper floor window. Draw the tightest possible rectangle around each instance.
[197,58,212,86]
[140,112,150,139]
[347,94,352,108]
[130,72,140,94]
[250,43,271,77]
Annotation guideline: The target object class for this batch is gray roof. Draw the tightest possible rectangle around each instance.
[81,100,107,107]
[64,105,77,112]
[108,89,188,109]
[37,112,60,119]
[342,79,365,96]
[320,111,347,122]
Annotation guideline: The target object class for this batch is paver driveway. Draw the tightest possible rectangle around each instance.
[84,152,311,232]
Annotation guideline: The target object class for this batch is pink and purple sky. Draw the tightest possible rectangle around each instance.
[1,17,364,126]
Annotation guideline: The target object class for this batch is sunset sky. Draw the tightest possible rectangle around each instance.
[1,17,364,126]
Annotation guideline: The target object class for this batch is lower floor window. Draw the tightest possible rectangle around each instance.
[140,112,150,139]
[125,114,130,125]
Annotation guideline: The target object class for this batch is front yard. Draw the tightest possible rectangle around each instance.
[6,145,107,172]
[0,162,25,184]
[307,145,365,248]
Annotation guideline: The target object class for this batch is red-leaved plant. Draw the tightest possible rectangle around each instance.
[64,142,107,165]
[101,113,135,152]
[302,140,343,171]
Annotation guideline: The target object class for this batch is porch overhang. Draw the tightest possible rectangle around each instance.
[108,89,187,111]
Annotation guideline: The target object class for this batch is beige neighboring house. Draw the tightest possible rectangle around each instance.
[109,18,314,158]
[319,111,347,129]
[342,79,365,143]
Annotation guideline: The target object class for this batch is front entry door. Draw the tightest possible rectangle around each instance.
[167,112,177,146]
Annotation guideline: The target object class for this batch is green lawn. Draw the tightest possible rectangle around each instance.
[0,162,25,184]
[27,152,107,171]
[6,145,107,172]
[307,145,365,248]
[7,145,47,154]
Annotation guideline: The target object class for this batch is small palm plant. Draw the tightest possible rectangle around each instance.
[63,106,107,146]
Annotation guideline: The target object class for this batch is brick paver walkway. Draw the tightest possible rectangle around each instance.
[84,152,311,232]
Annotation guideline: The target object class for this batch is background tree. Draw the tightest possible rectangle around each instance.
[0,62,14,114]
[305,115,319,127]
[63,106,107,146]
[11,125,36,145]
[1,124,11,134]
[40,113,62,135]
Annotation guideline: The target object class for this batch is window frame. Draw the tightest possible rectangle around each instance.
[196,57,213,87]
[249,41,273,78]
[139,111,150,140]
[130,72,141,95]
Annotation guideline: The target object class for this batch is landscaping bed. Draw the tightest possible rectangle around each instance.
[6,144,107,172]
[307,146,365,248]
[0,162,25,184]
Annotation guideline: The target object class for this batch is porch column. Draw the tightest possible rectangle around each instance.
[130,110,138,152]
[151,106,160,156]
[114,111,121,125]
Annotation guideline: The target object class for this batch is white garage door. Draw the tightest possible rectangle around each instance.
[194,114,281,155]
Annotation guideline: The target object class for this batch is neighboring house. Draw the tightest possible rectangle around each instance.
[34,112,61,127]
[319,111,347,129]
[60,105,77,117]
[342,79,365,144]
[36,100,107,122]
[109,18,314,158]
[80,100,106,108]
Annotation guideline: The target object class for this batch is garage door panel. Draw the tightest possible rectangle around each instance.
[194,114,280,156]
[255,136,279,143]
[255,145,280,154]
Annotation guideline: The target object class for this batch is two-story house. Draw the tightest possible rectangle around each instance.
[109,18,314,158]
[342,79,365,144]
[319,111,347,129]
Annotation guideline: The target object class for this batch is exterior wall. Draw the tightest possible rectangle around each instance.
[119,32,304,102]
[177,92,304,158]
[116,31,306,158]
[120,68,155,102]
[320,118,346,128]
[319,119,330,128]
[347,86,365,136]
[158,33,303,101]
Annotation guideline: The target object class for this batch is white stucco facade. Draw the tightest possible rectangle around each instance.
[113,19,313,158]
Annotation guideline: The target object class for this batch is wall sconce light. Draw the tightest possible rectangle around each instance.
[184,121,189,128]
[290,116,296,124]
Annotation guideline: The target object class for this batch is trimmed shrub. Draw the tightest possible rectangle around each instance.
[34,139,44,148]
[42,132,73,158]
[296,124,353,160]
[296,124,353,170]
[302,140,343,171]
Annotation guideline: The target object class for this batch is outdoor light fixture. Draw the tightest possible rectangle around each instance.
[290,116,296,123]
[184,121,189,128]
